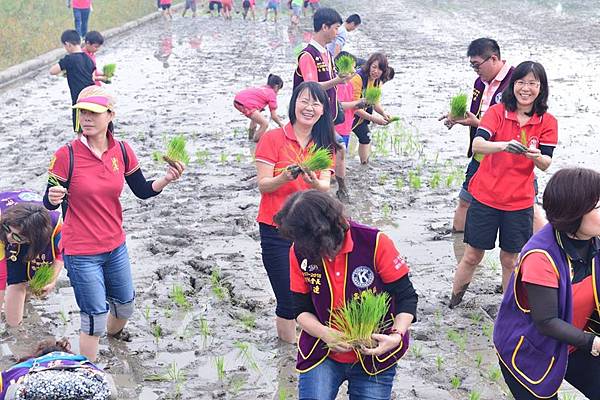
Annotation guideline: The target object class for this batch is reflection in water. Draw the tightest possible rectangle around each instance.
[154,30,173,69]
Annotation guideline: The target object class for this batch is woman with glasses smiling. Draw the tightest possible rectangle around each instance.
[255,81,339,343]
[0,191,63,327]
[450,61,558,308]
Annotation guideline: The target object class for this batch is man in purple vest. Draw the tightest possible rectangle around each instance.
[293,7,352,121]
[440,38,514,233]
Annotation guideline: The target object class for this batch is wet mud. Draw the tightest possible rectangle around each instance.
[1,0,599,399]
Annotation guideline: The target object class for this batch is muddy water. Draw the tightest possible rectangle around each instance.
[1,0,599,399]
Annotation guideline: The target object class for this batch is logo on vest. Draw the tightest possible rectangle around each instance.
[352,266,374,289]
[17,192,41,202]
[495,92,503,104]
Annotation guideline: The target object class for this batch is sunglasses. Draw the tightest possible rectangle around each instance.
[2,222,25,243]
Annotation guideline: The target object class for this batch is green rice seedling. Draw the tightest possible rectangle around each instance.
[560,394,577,400]
[162,135,190,167]
[239,312,256,330]
[433,309,442,328]
[199,316,211,340]
[444,173,455,187]
[284,145,333,178]
[429,171,441,189]
[447,329,467,352]
[196,150,209,165]
[278,387,290,400]
[152,322,163,343]
[382,203,391,219]
[451,376,461,389]
[170,284,191,310]
[364,86,382,105]
[388,116,401,123]
[235,153,244,163]
[215,356,226,381]
[482,322,493,340]
[475,353,483,368]
[145,362,186,396]
[470,313,483,324]
[234,341,259,371]
[335,54,355,76]
[59,310,69,325]
[152,151,163,162]
[102,63,116,83]
[29,262,54,295]
[230,375,247,394]
[378,173,388,185]
[449,92,468,119]
[48,175,61,187]
[211,268,229,301]
[220,152,228,165]
[469,390,481,400]
[435,355,444,371]
[488,366,501,382]
[329,289,390,349]
[408,170,422,189]
[410,343,423,359]
[394,177,404,190]
[144,305,151,323]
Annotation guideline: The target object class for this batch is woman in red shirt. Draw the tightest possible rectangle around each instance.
[255,81,338,343]
[44,85,184,361]
[450,61,558,307]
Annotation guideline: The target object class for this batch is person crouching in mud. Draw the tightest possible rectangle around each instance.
[275,190,417,399]
[494,168,600,400]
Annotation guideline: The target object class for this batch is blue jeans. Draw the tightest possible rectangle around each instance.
[64,242,135,336]
[73,8,90,38]
[299,358,396,400]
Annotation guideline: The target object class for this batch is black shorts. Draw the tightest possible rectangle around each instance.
[304,0,309,6]
[243,0,251,9]
[353,121,371,144]
[209,1,222,10]
[160,4,171,9]
[7,261,33,286]
[464,198,533,253]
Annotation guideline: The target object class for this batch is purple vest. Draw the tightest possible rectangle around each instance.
[293,44,338,119]
[467,66,514,157]
[0,191,62,274]
[0,352,98,399]
[295,222,409,375]
[494,224,600,398]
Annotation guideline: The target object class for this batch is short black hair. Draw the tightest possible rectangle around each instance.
[85,31,104,45]
[313,7,343,32]
[267,74,283,90]
[61,30,81,45]
[543,168,600,235]
[467,38,501,60]
[501,61,549,117]
[382,67,395,83]
[346,14,361,25]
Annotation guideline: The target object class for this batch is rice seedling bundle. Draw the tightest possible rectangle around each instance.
[329,289,390,349]
[103,63,117,83]
[335,55,355,76]
[364,86,382,105]
[29,262,54,295]
[388,116,401,123]
[449,92,468,119]
[162,135,190,167]
[286,145,332,178]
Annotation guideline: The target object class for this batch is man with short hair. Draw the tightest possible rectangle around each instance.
[440,38,514,233]
[326,13,361,58]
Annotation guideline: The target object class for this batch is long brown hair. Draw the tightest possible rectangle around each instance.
[362,52,389,86]
[0,203,53,262]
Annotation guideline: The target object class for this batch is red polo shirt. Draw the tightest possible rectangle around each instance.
[469,103,558,211]
[255,123,335,226]
[290,228,410,363]
[48,134,139,255]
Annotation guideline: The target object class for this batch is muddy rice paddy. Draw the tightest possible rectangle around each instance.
[1,0,600,399]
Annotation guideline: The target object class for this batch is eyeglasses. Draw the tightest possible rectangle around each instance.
[298,99,324,109]
[470,55,492,71]
[2,223,25,243]
[514,80,541,89]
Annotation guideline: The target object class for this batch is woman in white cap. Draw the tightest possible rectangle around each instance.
[43,85,184,361]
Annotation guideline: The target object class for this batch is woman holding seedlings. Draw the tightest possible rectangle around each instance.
[494,168,600,400]
[234,74,285,142]
[450,61,558,308]
[350,52,393,164]
[0,191,63,327]
[43,85,185,361]
[275,190,417,398]
[255,81,338,343]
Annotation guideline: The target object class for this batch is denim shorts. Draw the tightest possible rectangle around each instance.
[299,357,396,399]
[64,242,135,335]
[259,223,294,320]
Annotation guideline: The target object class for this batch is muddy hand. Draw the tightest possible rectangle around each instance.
[360,333,403,356]
[301,170,319,187]
[48,186,67,206]
[438,113,455,129]
[165,161,185,182]
[524,147,541,160]
[505,140,528,154]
